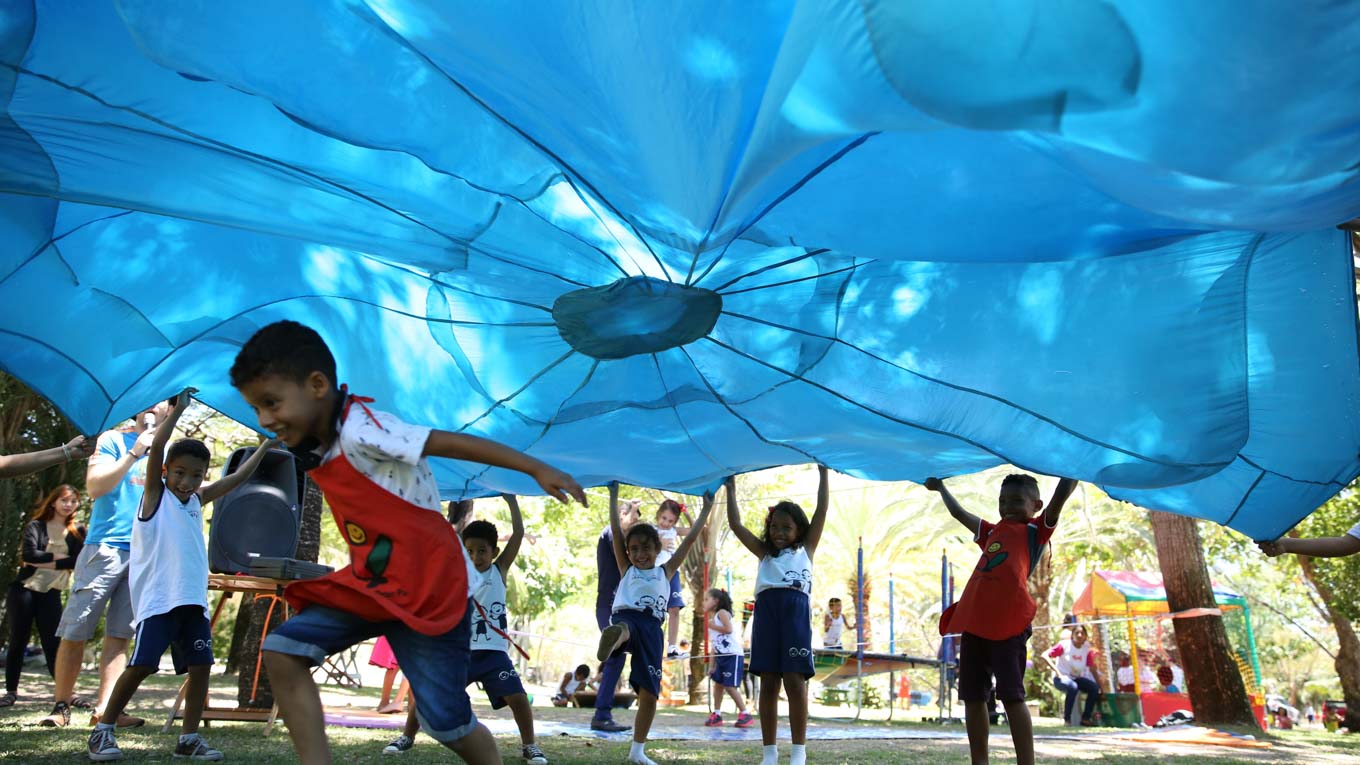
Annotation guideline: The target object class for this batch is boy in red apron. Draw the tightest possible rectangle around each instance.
[230,321,586,765]
[926,473,1077,765]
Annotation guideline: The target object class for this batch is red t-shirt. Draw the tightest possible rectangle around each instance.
[940,517,1055,640]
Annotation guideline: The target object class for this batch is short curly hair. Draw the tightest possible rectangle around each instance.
[230,320,337,389]
[166,438,211,465]
[462,520,499,548]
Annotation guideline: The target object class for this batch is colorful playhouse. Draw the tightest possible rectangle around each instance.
[1072,571,1266,727]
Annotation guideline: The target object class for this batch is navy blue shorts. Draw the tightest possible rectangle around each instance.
[264,605,477,743]
[468,649,526,709]
[130,604,213,674]
[749,588,813,677]
[608,609,664,697]
[958,627,1032,703]
[709,654,744,688]
[666,571,685,610]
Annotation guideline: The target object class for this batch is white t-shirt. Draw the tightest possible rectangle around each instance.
[655,526,679,565]
[709,611,739,656]
[1347,520,1360,540]
[755,545,812,597]
[1046,639,1096,681]
[823,613,849,647]
[470,564,510,653]
[320,406,440,512]
[130,487,209,625]
[612,565,670,621]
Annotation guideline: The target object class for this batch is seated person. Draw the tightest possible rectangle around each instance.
[1156,665,1181,693]
[553,664,592,707]
[1114,652,1135,693]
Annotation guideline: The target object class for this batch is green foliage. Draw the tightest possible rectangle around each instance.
[1295,487,1360,621]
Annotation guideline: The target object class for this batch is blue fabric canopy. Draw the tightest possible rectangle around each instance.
[3,1,1359,540]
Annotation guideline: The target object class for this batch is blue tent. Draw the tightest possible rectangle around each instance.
[3,1,1359,540]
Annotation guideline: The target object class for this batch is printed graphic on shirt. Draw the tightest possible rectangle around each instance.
[473,601,509,643]
[782,567,813,591]
[979,540,1009,572]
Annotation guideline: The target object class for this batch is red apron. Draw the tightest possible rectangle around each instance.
[282,396,468,636]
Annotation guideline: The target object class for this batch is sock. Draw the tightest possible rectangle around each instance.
[628,741,656,765]
[791,743,807,765]
[761,744,779,765]
[95,722,115,732]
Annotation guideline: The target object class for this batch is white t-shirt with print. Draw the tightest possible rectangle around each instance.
[320,406,440,512]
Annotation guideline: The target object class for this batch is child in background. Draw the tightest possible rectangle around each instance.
[821,597,854,650]
[460,496,546,764]
[369,637,409,714]
[654,500,688,659]
[553,665,592,707]
[926,473,1077,765]
[725,467,830,765]
[598,483,713,765]
[88,389,278,761]
[702,588,753,729]
[230,320,586,765]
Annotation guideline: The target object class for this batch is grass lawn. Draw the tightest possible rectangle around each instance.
[2,671,1357,764]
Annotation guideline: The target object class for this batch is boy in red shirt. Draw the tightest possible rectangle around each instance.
[926,473,1077,765]
[230,321,586,765]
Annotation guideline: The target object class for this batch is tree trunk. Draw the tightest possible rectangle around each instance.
[1149,511,1258,727]
[847,574,873,651]
[294,472,324,563]
[224,597,253,675]
[1294,553,1360,731]
[1025,542,1056,711]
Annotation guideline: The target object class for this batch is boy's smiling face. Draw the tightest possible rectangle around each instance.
[237,372,332,448]
[163,455,208,503]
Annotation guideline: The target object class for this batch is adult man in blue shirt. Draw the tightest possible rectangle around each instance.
[592,498,640,732]
[41,399,172,729]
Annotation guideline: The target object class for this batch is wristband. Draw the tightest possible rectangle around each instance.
[61,444,71,461]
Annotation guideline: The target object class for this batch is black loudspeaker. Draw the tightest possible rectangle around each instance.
[208,447,300,574]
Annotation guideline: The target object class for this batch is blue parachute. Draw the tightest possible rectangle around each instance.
[3,1,1360,541]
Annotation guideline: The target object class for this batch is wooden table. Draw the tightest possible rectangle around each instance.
[162,574,290,735]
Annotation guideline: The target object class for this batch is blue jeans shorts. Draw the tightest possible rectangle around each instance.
[264,605,477,743]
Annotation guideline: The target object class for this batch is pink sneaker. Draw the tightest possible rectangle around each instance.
[734,712,755,728]
[704,713,723,727]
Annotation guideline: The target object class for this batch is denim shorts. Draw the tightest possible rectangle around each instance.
[264,605,477,742]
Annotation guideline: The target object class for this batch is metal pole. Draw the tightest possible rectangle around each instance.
[854,537,865,721]
[888,574,896,721]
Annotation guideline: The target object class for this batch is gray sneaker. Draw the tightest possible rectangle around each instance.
[87,727,122,762]
[382,734,414,755]
[522,743,548,764]
[174,733,223,761]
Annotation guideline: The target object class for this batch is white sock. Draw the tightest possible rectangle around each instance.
[761,744,779,765]
[628,741,656,765]
[790,743,807,765]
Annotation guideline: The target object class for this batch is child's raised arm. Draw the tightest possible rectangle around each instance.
[725,476,765,558]
[200,436,281,506]
[665,491,713,578]
[424,431,587,506]
[1258,534,1360,559]
[804,465,831,558]
[1042,477,1079,528]
[924,477,982,536]
[497,494,524,572]
[140,389,193,521]
[608,482,628,576]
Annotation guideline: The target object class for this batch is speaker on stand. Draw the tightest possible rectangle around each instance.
[208,446,300,574]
